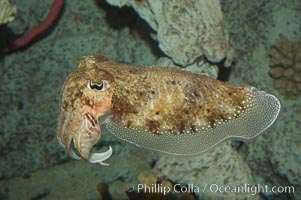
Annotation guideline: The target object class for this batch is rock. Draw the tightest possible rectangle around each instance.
[153,143,261,200]
[106,0,229,66]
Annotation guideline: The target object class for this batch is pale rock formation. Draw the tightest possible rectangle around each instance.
[106,0,229,66]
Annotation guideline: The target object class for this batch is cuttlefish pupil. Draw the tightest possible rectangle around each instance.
[57,55,281,166]
[88,80,104,90]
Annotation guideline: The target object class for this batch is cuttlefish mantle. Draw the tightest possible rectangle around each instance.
[57,55,281,165]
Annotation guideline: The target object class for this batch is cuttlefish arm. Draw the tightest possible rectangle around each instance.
[57,60,115,165]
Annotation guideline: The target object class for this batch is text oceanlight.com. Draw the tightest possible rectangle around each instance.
[126,183,294,196]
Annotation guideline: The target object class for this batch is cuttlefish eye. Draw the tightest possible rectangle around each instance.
[87,80,110,91]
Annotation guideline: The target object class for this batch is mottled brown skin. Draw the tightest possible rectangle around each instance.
[84,55,247,133]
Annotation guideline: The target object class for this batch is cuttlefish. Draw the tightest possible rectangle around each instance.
[57,55,281,165]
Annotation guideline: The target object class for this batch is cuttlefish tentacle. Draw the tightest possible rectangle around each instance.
[57,55,281,164]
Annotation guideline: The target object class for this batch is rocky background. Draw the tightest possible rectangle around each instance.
[0,0,300,199]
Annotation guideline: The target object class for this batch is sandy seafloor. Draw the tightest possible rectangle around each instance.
[0,0,300,200]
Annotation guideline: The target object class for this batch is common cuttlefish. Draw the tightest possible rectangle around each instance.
[57,55,281,165]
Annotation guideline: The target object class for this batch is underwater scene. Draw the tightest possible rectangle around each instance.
[0,0,300,199]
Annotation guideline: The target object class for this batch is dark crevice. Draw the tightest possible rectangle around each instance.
[94,0,164,59]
